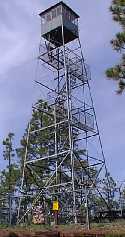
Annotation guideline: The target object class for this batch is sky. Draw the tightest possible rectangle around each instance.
[0,0,125,182]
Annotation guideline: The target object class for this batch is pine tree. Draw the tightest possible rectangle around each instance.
[0,133,20,224]
[106,0,125,93]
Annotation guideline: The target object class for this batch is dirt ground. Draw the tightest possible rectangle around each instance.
[0,229,103,237]
[0,229,106,237]
[0,230,59,237]
[0,230,60,237]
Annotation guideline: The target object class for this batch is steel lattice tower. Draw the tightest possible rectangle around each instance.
[17,2,110,226]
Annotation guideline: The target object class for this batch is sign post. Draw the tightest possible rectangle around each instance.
[52,200,59,225]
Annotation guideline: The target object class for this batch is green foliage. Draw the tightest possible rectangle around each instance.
[0,133,21,224]
[111,32,125,51]
[106,0,125,93]
[102,173,117,209]
[1,133,20,193]
[3,133,15,160]
[0,165,20,194]
[110,0,125,25]
[106,66,121,79]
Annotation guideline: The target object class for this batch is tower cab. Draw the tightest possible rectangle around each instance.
[39,1,79,46]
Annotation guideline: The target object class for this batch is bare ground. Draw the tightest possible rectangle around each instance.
[2,222,125,237]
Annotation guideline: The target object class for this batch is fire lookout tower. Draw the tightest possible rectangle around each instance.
[17,2,110,225]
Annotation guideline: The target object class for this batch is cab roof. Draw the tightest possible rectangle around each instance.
[39,1,79,19]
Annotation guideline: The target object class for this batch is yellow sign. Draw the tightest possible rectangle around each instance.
[52,200,59,211]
